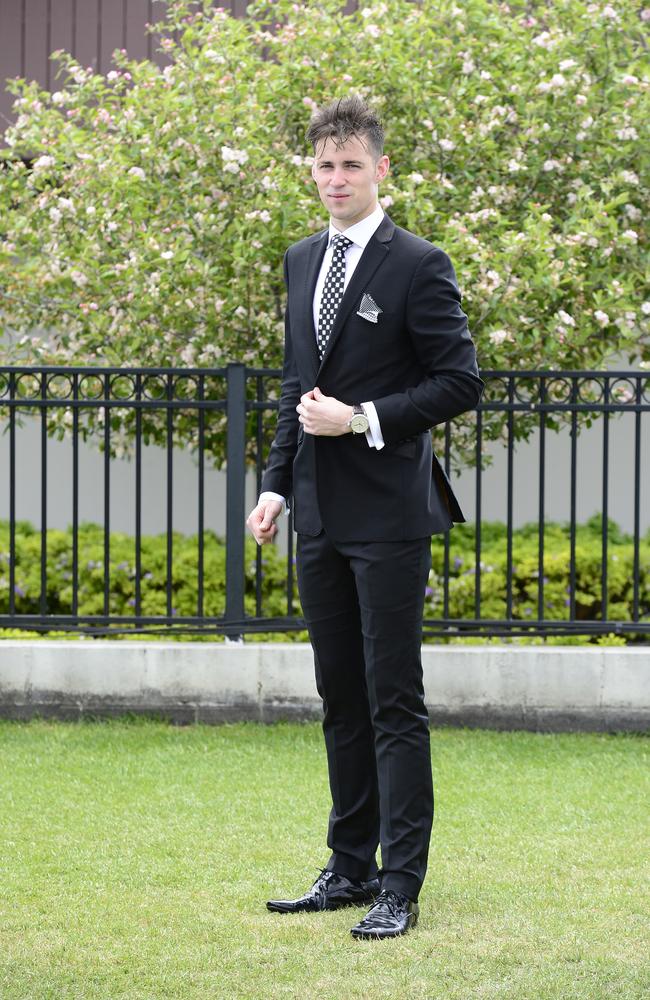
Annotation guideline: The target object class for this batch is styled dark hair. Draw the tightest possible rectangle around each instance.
[306,96,385,160]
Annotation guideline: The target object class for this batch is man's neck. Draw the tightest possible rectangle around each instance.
[330,201,380,233]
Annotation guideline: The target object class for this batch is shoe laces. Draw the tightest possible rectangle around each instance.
[314,868,340,888]
[370,888,405,918]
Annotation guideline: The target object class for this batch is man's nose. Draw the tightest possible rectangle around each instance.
[330,167,346,186]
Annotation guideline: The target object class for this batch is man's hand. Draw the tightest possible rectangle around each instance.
[246,499,283,545]
[296,386,353,436]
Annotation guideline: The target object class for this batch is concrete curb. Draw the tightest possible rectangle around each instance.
[0,642,647,732]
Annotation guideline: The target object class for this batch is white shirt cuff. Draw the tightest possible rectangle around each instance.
[259,491,290,515]
[362,401,385,450]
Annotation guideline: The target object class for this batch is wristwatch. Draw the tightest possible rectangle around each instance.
[348,404,370,435]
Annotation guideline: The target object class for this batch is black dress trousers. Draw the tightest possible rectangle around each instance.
[296,530,434,902]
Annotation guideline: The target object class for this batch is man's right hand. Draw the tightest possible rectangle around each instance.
[246,499,284,545]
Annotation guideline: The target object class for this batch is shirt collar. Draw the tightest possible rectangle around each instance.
[328,204,385,250]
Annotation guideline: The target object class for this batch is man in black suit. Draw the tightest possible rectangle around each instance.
[247,96,482,940]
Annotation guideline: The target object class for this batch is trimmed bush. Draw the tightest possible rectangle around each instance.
[1,516,647,642]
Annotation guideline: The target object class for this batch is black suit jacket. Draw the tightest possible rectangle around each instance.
[261,214,483,541]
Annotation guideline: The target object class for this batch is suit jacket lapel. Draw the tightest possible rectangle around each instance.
[317,214,395,374]
[300,230,328,381]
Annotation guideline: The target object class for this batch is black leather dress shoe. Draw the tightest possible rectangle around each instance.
[267,869,380,913]
[350,889,419,939]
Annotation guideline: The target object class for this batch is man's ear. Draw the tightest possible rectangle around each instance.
[376,155,390,183]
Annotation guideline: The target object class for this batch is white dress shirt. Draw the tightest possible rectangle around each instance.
[260,204,386,512]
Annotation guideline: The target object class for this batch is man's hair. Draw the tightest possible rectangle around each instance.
[306,96,384,160]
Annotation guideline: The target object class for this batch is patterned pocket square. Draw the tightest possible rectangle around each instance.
[357,292,383,324]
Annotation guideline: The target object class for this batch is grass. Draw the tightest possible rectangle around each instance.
[0,720,648,1000]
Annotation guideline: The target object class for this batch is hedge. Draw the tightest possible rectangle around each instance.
[0,516,647,643]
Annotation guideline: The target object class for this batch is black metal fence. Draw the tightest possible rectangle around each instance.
[0,365,648,639]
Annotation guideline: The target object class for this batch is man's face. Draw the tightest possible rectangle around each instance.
[311,134,390,230]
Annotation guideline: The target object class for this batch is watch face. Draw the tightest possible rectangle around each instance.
[350,413,370,433]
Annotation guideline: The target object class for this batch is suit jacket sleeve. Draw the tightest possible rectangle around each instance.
[372,246,483,442]
[259,250,301,499]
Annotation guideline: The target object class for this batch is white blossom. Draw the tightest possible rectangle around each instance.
[180,344,196,365]
[537,73,567,93]
[594,310,609,327]
[641,302,650,315]
[161,250,174,260]
[33,155,55,171]
[128,166,146,179]
[620,170,639,185]
[488,328,509,345]
[557,310,576,327]
[621,229,638,243]
[531,31,557,48]
[221,145,249,165]
[408,172,425,185]
[439,139,456,151]
[616,127,638,140]
[49,207,62,223]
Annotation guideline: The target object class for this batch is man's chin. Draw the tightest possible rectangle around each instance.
[329,201,355,218]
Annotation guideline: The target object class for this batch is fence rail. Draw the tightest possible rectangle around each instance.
[0,364,648,639]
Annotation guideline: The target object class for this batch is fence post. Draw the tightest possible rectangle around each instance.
[225,363,247,636]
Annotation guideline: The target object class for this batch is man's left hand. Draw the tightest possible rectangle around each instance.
[296,386,353,436]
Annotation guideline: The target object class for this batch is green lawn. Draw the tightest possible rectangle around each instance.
[0,721,648,1000]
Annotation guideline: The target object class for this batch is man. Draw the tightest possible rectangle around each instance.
[246,96,482,940]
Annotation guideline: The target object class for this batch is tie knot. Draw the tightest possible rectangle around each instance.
[331,234,353,255]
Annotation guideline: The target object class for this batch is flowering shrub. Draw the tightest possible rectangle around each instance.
[0,0,647,464]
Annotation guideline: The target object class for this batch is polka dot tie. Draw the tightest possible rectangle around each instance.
[317,234,353,361]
